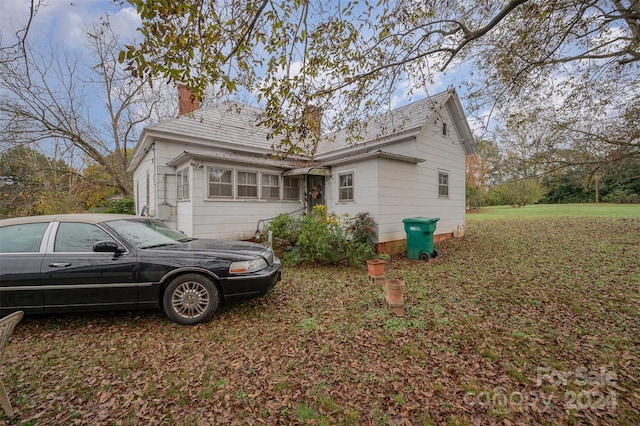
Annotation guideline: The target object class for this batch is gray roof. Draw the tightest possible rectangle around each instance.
[145,102,280,153]
[130,90,474,172]
[315,91,452,156]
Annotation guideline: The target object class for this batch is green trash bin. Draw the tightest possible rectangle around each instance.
[402,217,440,260]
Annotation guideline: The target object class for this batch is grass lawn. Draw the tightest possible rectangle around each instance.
[469,202,640,220]
[2,204,639,425]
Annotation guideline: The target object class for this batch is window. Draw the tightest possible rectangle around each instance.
[177,167,189,200]
[237,171,258,198]
[442,122,447,136]
[283,177,301,200]
[0,223,48,253]
[438,172,449,198]
[54,223,114,252]
[208,167,233,197]
[339,172,354,202]
[262,173,280,199]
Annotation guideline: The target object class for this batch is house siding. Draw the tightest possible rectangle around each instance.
[329,158,380,218]
[412,110,467,238]
[376,112,467,242]
[377,157,421,242]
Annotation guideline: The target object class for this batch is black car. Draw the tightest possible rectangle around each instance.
[0,214,281,325]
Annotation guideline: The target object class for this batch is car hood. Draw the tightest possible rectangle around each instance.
[148,239,272,260]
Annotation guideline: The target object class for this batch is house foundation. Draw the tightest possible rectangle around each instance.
[376,233,454,256]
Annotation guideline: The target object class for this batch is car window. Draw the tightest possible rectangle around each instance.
[54,222,115,252]
[108,219,191,248]
[0,222,49,253]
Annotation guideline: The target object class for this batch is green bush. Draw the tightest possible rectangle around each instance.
[489,178,546,207]
[103,197,135,214]
[602,188,640,204]
[265,207,377,267]
[346,211,377,244]
[265,213,301,252]
[294,208,345,264]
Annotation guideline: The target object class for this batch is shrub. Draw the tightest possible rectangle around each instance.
[265,213,301,251]
[103,197,135,214]
[602,189,640,204]
[294,207,345,264]
[346,212,377,244]
[489,178,546,207]
[265,208,378,267]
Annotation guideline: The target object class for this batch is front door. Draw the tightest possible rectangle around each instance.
[307,175,325,213]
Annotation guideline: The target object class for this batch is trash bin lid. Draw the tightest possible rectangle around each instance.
[402,217,440,224]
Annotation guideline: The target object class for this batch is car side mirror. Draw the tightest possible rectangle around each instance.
[93,240,124,253]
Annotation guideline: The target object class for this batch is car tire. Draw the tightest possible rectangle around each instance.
[163,273,220,325]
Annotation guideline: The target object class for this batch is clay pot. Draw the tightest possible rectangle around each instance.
[385,279,405,302]
[366,259,387,276]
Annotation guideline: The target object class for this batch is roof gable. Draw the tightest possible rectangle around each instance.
[314,91,452,156]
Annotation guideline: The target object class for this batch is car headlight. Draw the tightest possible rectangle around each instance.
[263,248,274,266]
[229,258,268,274]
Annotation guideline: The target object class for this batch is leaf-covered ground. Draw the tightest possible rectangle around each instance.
[2,213,639,425]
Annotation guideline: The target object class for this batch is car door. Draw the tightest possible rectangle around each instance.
[41,221,140,312]
[0,222,49,315]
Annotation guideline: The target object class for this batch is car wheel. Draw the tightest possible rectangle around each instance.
[163,273,220,325]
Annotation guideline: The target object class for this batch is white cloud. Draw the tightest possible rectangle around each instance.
[0,0,138,51]
[109,7,142,42]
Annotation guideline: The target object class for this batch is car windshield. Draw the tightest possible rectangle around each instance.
[108,219,194,249]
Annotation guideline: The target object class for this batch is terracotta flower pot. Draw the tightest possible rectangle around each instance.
[366,259,387,276]
[385,279,405,302]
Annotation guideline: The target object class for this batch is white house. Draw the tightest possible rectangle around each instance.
[128,88,476,254]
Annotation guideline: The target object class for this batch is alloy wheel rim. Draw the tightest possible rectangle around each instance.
[171,281,210,319]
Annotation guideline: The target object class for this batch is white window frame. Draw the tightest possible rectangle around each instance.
[236,170,258,199]
[208,167,234,198]
[283,177,301,201]
[438,171,449,198]
[176,167,190,201]
[261,173,281,199]
[338,172,355,203]
[442,121,447,136]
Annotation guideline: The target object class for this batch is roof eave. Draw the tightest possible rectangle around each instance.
[446,91,476,155]
[324,149,424,166]
[166,151,295,169]
[315,131,420,162]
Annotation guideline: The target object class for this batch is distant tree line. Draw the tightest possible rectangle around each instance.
[0,145,134,218]
[467,140,640,208]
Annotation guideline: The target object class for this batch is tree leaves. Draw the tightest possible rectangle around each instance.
[120,0,640,161]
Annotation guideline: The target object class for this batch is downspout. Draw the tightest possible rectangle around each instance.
[152,142,157,217]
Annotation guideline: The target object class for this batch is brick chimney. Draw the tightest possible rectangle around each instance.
[177,84,200,116]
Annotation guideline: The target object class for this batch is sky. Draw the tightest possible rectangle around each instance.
[0,0,139,52]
